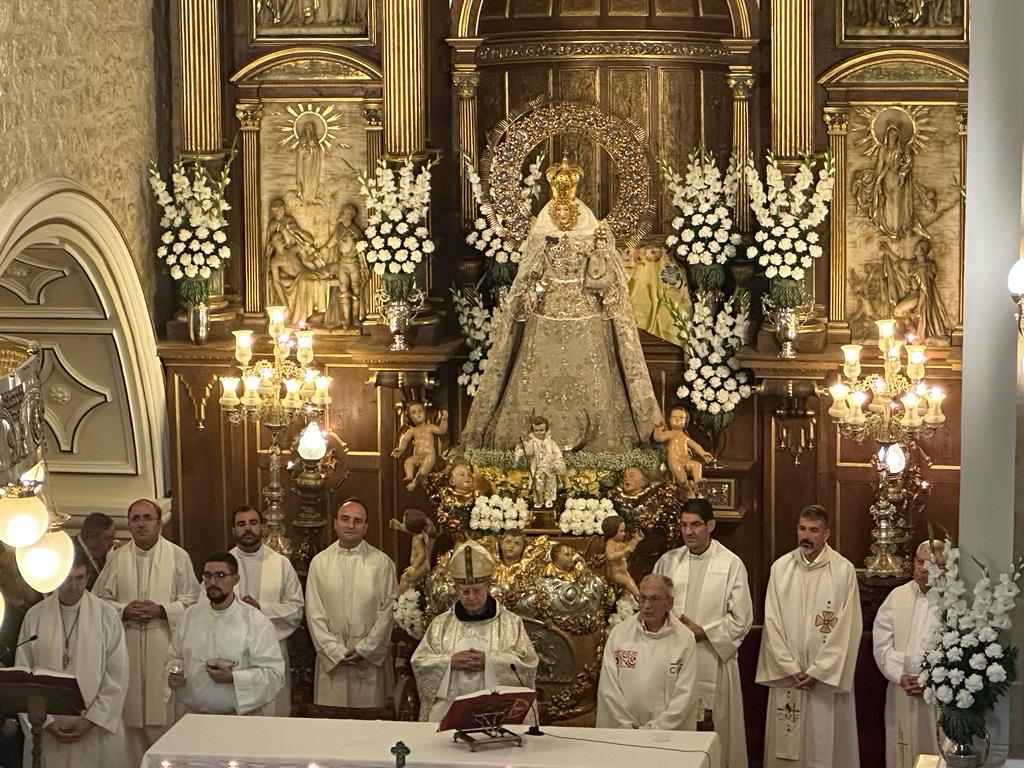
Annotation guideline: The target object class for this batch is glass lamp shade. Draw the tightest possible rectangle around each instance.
[0,494,49,547]
[1008,260,1024,295]
[16,529,75,593]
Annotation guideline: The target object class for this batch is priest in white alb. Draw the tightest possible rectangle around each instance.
[16,556,128,768]
[167,552,285,716]
[756,505,862,768]
[411,540,539,722]
[654,497,752,766]
[873,540,946,768]
[305,499,397,707]
[93,498,201,768]
[596,573,698,730]
[230,505,304,715]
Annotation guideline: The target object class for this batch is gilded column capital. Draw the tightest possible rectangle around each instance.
[453,71,481,99]
[235,103,262,131]
[823,108,849,135]
[726,71,755,100]
[361,100,384,128]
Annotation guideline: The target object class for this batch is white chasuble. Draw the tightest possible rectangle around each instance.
[595,614,697,730]
[305,540,397,707]
[411,601,539,722]
[167,598,285,716]
[231,545,304,716]
[17,592,129,768]
[873,581,940,768]
[93,537,201,729]
[655,540,753,767]
[756,545,862,768]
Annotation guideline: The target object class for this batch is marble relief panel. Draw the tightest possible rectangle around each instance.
[254,0,371,39]
[841,0,967,42]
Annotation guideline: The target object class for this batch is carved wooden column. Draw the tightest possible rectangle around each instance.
[454,71,481,229]
[178,0,222,155]
[362,98,385,319]
[769,0,814,160]
[381,0,426,158]
[824,107,849,342]
[724,39,756,232]
[236,103,263,314]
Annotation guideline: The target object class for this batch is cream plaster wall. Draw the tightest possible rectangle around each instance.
[0,0,159,302]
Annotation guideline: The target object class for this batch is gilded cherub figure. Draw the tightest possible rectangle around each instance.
[543,542,585,578]
[653,407,712,496]
[392,402,449,491]
[514,416,567,509]
[602,514,644,598]
[389,508,438,596]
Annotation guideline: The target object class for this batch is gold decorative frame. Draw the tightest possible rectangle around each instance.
[250,0,379,47]
[836,0,968,46]
[481,99,654,248]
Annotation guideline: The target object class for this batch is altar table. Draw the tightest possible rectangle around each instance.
[143,714,721,768]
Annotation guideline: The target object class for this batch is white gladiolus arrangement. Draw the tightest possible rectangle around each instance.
[659,148,742,292]
[393,588,426,640]
[745,151,835,306]
[148,152,235,306]
[354,156,438,295]
[559,497,616,536]
[469,494,531,533]
[674,290,754,437]
[917,537,1022,746]
[451,286,499,397]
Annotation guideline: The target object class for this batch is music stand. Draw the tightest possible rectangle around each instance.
[440,689,536,752]
[0,669,85,768]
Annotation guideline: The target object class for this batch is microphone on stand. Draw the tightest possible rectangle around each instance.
[1,634,38,656]
[510,662,544,736]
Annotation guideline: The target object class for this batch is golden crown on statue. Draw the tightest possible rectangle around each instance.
[546,155,583,203]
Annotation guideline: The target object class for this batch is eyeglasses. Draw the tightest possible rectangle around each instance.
[637,594,667,604]
[202,571,237,581]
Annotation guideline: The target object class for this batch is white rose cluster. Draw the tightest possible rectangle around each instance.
[676,289,753,421]
[469,494,531,532]
[148,158,233,284]
[660,148,742,267]
[355,157,436,276]
[745,151,834,282]
[451,287,499,397]
[393,587,426,640]
[607,594,639,629]
[559,497,616,536]
[918,538,1023,722]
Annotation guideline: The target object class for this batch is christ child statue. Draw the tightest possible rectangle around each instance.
[389,508,437,596]
[602,514,644,599]
[653,407,712,493]
[392,402,449,491]
[514,416,567,509]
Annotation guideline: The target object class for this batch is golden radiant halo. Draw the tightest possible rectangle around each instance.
[277,103,351,152]
[850,104,934,159]
[480,99,654,249]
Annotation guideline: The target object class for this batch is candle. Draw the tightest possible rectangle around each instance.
[295,331,315,365]
[232,330,254,365]
[900,392,922,428]
[841,344,862,380]
[297,421,328,461]
[847,391,867,425]
[313,375,332,406]
[241,375,261,406]
[876,319,896,353]
[219,376,239,407]
[827,383,850,420]
[924,387,946,425]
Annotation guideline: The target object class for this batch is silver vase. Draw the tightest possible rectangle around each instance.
[383,298,413,352]
[187,302,209,346]
[938,720,990,768]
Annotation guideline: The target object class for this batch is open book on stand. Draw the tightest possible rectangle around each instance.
[439,686,536,732]
[0,666,85,716]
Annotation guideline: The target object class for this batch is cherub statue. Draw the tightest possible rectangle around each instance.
[602,514,644,598]
[392,402,449,491]
[543,542,585,578]
[653,407,713,496]
[514,416,567,509]
[619,466,650,498]
[389,508,437,596]
[498,530,527,567]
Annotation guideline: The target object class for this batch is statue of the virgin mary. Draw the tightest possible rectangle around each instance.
[461,157,661,453]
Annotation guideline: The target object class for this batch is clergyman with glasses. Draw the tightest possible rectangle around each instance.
[596,573,697,730]
[166,551,284,718]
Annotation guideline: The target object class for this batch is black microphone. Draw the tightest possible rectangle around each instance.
[510,662,543,736]
[1,634,38,655]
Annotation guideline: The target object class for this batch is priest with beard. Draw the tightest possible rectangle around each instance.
[411,540,538,722]
[229,505,304,715]
[166,552,285,718]
[756,505,862,768]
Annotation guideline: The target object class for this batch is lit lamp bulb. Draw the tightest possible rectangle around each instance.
[0,492,49,547]
[266,306,287,337]
[868,377,886,413]
[847,391,868,425]
[313,375,332,406]
[242,375,262,407]
[219,377,240,408]
[827,383,850,420]
[841,344,862,380]
[876,319,896,353]
[283,378,301,407]
[900,392,922,427]
[924,387,946,425]
[16,528,75,593]
[295,331,315,366]
[232,330,254,365]
[906,344,927,381]
[300,368,317,397]
[297,422,328,461]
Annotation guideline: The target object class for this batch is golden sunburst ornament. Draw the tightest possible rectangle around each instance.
[849,104,934,159]
[277,103,350,152]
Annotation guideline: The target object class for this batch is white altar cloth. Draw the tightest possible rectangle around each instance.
[143,715,721,768]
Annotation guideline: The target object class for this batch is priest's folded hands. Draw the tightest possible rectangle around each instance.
[790,672,818,690]
[451,648,486,671]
